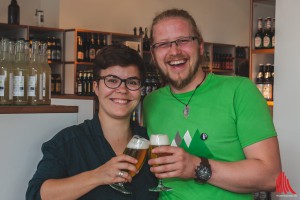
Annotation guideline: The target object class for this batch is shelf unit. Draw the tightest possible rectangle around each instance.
[0,23,65,92]
[250,0,275,107]
[202,42,236,75]
[64,29,142,94]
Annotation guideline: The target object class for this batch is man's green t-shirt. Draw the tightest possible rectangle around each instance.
[143,73,276,200]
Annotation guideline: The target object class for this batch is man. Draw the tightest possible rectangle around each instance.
[143,9,281,199]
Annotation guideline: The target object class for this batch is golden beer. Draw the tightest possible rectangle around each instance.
[123,136,149,177]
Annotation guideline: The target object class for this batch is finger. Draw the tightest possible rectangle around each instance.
[115,154,138,164]
[114,171,133,183]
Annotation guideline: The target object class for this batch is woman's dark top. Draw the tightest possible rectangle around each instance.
[26,114,158,200]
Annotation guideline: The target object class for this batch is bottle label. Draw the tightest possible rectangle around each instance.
[13,76,25,97]
[42,72,46,97]
[89,49,96,60]
[28,76,37,97]
[39,74,43,100]
[0,75,5,96]
[263,36,271,48]
[263,84,273,100]
[254,37,262,48]
[77,83,82,93]
[9,73,13,100]
[77,52,84,60]
[272,36,275,47]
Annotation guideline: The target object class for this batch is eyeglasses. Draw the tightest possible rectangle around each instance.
[151,36,198,51]
[98,75,142,91]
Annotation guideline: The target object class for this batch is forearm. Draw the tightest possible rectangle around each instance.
[208,158,281,193]
[40,169,100,200]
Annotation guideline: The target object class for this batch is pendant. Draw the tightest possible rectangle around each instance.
[183,105,190,118]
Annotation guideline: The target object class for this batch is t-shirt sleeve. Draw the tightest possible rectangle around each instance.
[26,139,67,200]
[234,78,276,148]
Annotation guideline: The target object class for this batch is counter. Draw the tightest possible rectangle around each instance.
[0,105,78,200]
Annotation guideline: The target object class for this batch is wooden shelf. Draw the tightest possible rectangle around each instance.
[0,105,78,114]
[251,48,274,54]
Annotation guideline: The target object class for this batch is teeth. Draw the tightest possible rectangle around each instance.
[169,60,185,65]
[113,99,128,104]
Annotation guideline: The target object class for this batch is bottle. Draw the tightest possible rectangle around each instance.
[77,35,84,62]
[254,18,264,49]
[89,34,96,62]
[8,0,20,25]
[0,38,14,105]
[40,42,52,104]
[95,34,101,56]
[84,33,90,62]
[263,17,272,49]
[51,74,56,94]
[143,27,150,51]
[88,72,93,96]
[46,37,52,61]
[77,71,83,95]
[55,74,61,94]
[262,64,273,101]
[55,38,61,61]
[13,39,28,105]
[255,64,264,94]
[51,37,57,61]
[271,18,275,48]
[27,40,41,105]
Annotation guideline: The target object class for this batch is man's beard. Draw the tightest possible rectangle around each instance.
[157,55,202,90]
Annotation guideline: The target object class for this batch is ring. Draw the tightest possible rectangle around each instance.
[117,170,124,177]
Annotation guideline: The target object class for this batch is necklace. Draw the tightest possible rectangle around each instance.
[169,73,206,118]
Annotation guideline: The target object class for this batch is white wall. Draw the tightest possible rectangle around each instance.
[274,0,300,196]
[58,0,250,45]
[0,0,250,46]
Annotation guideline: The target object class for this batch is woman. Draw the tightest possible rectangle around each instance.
[26,45,158,200]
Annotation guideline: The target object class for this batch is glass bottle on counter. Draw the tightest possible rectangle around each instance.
[27,40,42,105]
[40,42,52,104]
[254,18,264,49]
[0,38,14,105]
[8,0,20,25]
[76,71,83,95]
[13,39,28,105]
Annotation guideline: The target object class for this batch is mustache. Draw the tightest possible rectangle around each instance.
[166,54,188,62]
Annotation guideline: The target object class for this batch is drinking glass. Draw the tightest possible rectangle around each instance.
[110,135,150,194]
[149,134,173,192]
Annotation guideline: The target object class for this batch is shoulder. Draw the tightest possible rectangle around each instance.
[42,118,95,149]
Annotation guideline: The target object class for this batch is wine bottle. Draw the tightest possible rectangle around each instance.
[254,18,264,49]
[40,42,52,104]
[13,39,28,105]
[27,40,42,105]
[8,0,20,25]
[0,38,14,105]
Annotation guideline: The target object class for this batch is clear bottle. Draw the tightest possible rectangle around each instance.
[254,18,264,49]
[40,42,52,104]
[77,71,83,95]
[13,39,28,105]
[0,38,14,105]
[27,40,42,105]
[8,0,20,25]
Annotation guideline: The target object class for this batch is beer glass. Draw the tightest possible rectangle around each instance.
[110,135,150,194]
[149,134,173,192]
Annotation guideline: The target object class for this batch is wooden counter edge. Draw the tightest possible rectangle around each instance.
[0,105,78,114]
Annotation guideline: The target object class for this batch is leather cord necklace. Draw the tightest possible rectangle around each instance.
[170,73,206,118]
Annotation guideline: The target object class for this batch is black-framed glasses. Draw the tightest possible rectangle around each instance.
[98,75,142,91]
[151,36,198,50]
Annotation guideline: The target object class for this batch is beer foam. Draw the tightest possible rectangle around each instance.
[127,137,150,149]
[150,134,170,145]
